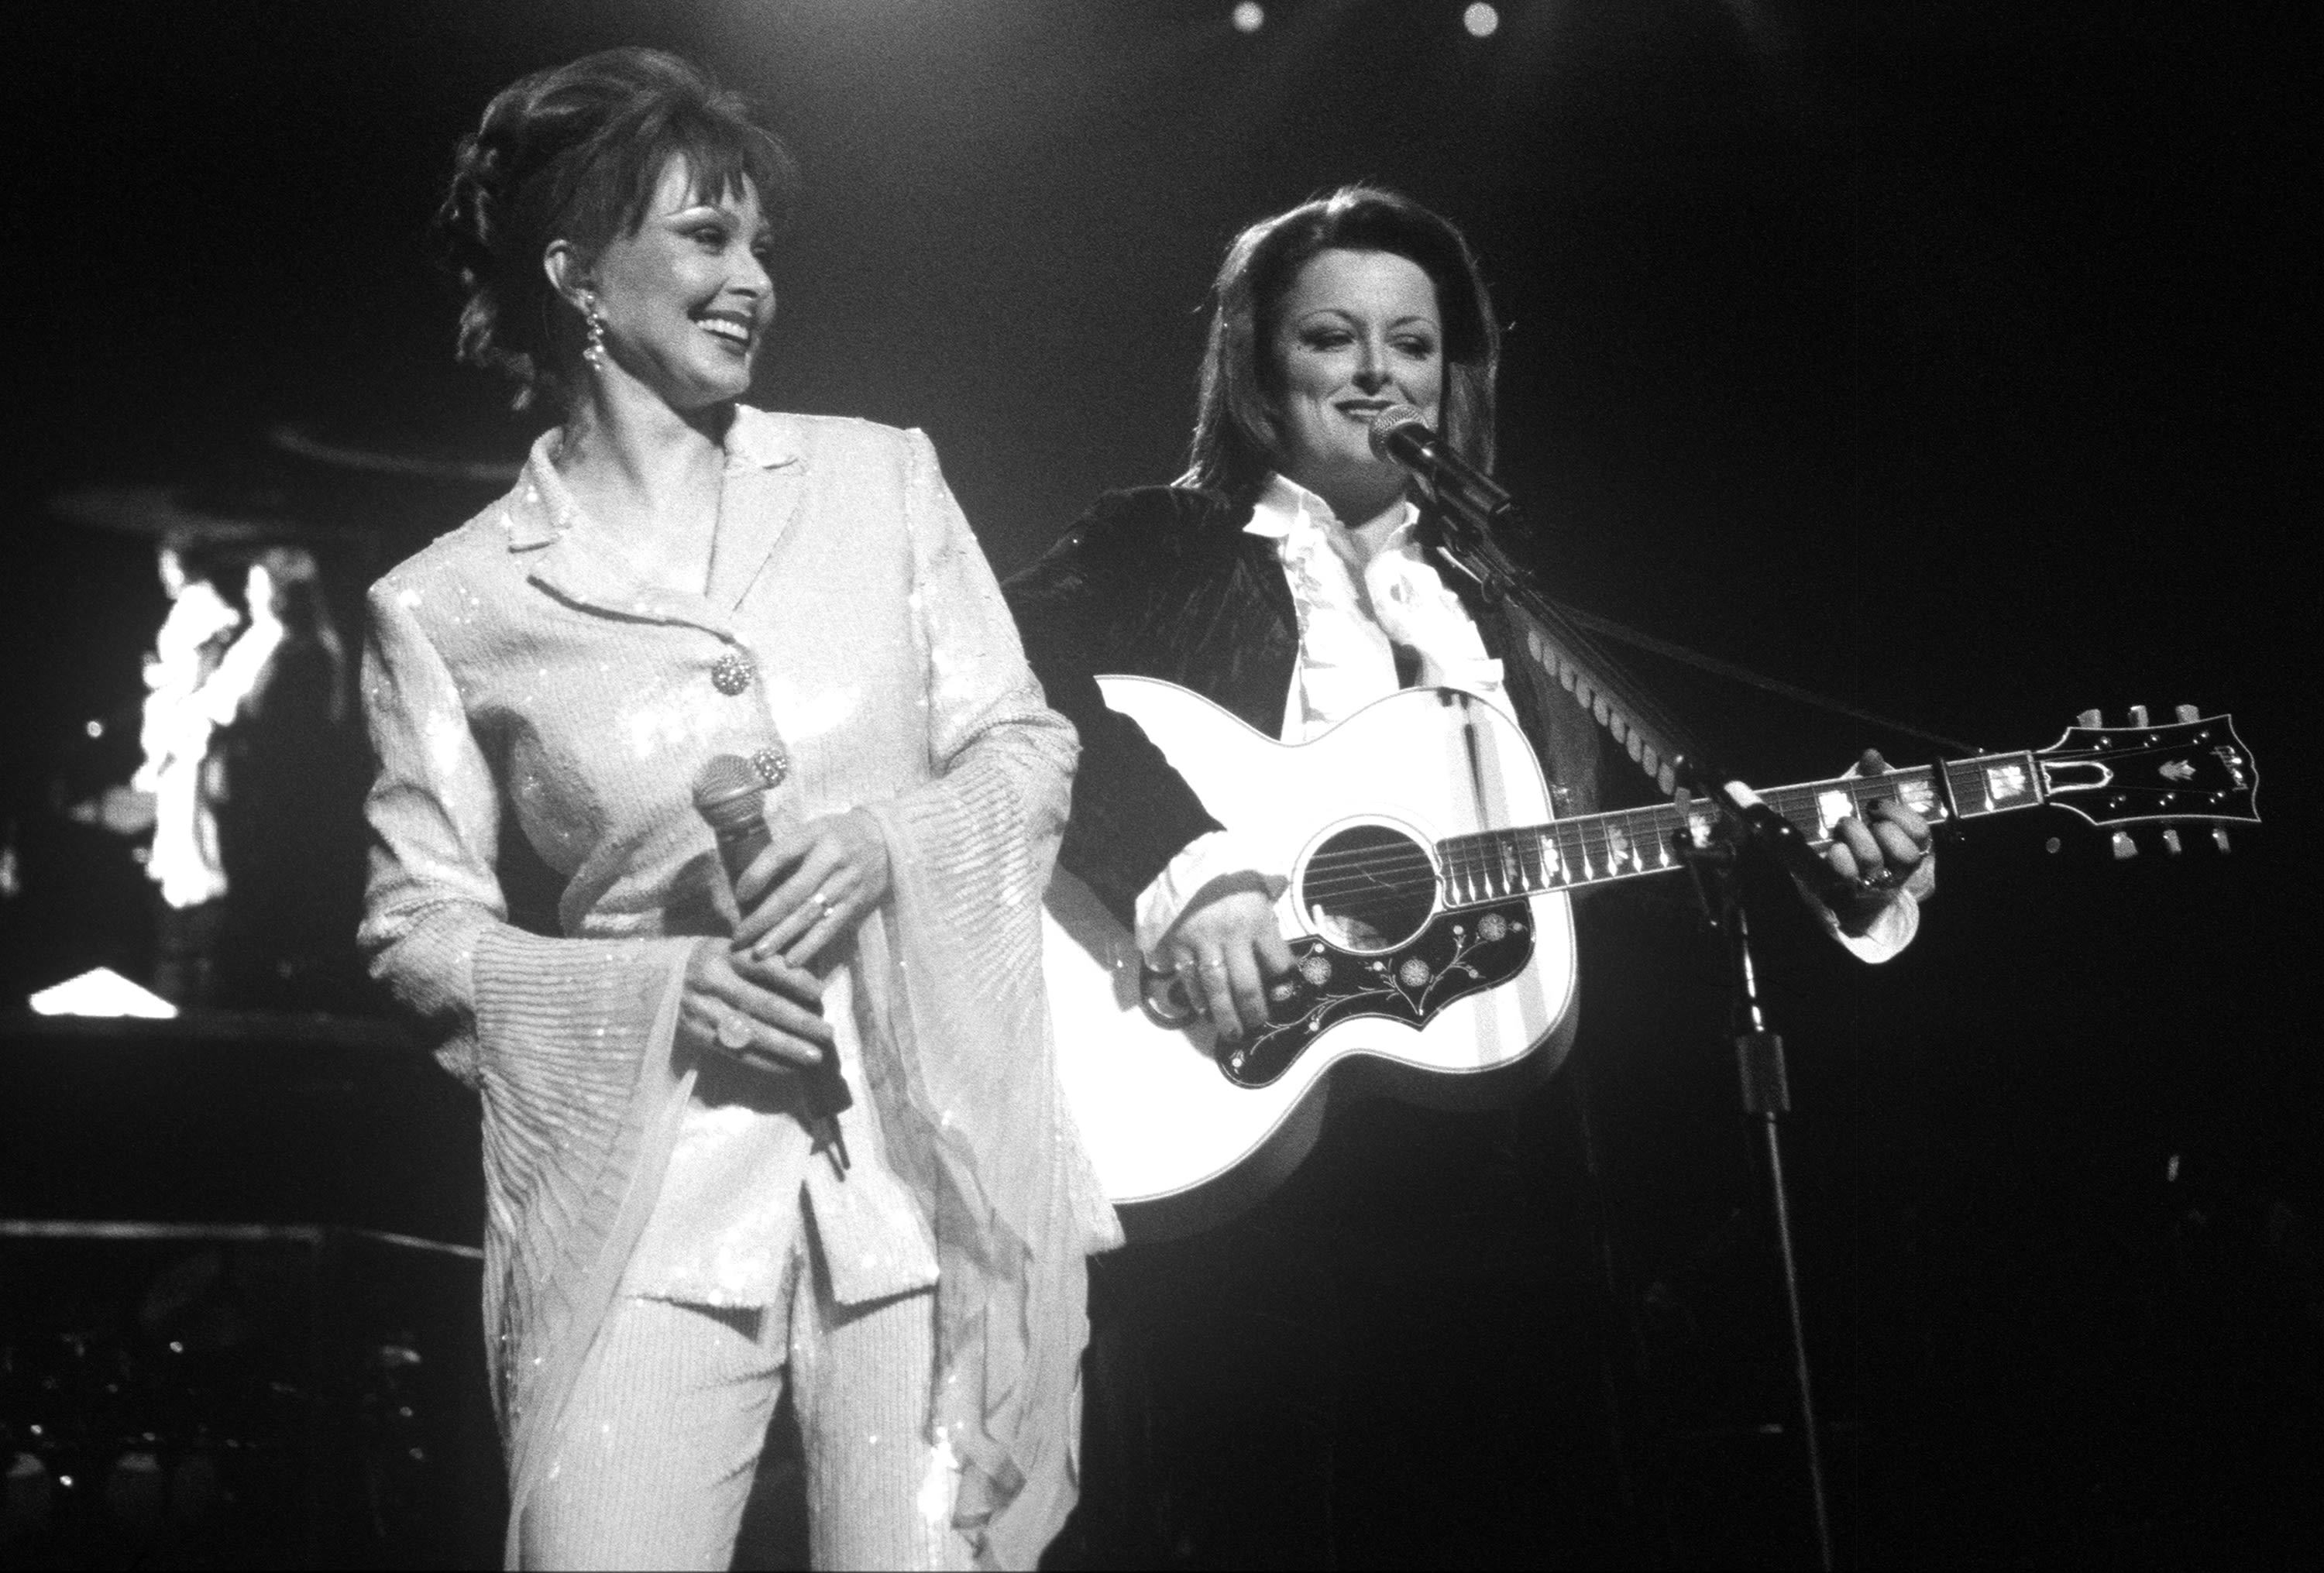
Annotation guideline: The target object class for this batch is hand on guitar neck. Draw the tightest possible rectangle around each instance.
[1813,748,1937,935]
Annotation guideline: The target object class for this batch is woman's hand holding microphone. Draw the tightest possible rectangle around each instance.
[676,805,892,1080]
[676,941,832,1078]
[729,808,891,969]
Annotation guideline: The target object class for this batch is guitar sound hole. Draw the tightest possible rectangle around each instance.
[1297,823,1438,954]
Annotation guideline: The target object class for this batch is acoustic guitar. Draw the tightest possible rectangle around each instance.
[1043,678,2259,1238]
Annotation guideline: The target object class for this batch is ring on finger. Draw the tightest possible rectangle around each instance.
[714,1010,755,1052]
[808,890,835,923]
[1859,865,1904,892]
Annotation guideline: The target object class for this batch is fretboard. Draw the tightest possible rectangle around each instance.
[1433,751,2044,903]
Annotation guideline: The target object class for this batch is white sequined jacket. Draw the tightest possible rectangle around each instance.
[359,407,1119,1568]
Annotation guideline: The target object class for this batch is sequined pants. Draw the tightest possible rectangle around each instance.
[520,1262,973,1571]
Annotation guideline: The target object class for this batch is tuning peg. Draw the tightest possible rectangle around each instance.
[2212,828,2230,853]
[2161,829,2183,855]
[2174,704,2199,723]
[2111,830,2137,860]
[2078,708,2102,727]
[2129,704,2150,726]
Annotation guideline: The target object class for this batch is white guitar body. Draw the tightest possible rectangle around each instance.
[1046,684,2269,1237]
[1045,678,1579,1239]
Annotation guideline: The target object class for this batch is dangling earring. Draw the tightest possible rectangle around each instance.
[581,295,609,373]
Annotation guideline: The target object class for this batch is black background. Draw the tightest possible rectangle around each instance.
[4,2,2314,1566]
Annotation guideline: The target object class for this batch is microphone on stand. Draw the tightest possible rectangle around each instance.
[1367,404,1518,527]
[1712,781,1869,911]
[693,754,853,1172]
[1371,411,1871,924]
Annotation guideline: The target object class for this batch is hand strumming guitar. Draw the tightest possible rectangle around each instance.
[1154,871,1296,1043]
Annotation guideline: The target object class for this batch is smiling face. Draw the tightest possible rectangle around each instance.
[557,156,776,412]
[1264,247,1445,518]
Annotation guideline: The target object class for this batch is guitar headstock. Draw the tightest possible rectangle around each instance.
[2036,705,2259,856]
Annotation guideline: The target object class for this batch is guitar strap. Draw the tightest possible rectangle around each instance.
[1423,510,1976,788]
[1501,597,1692,799]
[1438,537,1697,805]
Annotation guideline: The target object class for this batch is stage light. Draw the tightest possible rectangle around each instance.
[1463,2,1500,38]
[1232,2,1264,33]
[29,967,178,1018]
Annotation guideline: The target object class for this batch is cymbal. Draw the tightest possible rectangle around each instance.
[46,483,326,544]
[268,422,521,486]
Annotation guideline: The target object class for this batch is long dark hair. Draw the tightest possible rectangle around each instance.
[435,47,799,412]
[1177,186,1501,497]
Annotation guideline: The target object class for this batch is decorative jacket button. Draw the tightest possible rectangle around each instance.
[750,745,790,787]
[712,650,757,695]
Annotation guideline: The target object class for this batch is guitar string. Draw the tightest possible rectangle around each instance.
[1303,731,2205,888]
[1294,759,1959,881]
[1300,816,1677,893]
[1311,733,2208,895]
[1297,749,2023,885]
[1304,790,1885,900]
[1314,781,2202,905]
[1284,730,2217,910]
[1304,747,2224,911]
[1297,784,1840,881]
[1354,778,1976,898]
[1296,768,1963,899]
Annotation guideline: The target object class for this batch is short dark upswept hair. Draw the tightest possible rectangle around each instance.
[435,47,799,411]
[1178,186,1501,499]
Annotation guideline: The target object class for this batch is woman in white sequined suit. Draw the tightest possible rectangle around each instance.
[359,50,1116,1571]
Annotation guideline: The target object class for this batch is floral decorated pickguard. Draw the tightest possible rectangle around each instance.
[1216,902,1536,1087]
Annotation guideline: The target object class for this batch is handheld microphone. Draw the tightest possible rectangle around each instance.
[693,754,854,1168]
[1367,404,1518,524]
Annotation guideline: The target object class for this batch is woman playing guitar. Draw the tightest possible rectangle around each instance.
[1002,185,1935,1561]
[1007,187,1932,1051]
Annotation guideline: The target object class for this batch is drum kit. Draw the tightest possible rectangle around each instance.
[5,421,521,1563]
[46,418,521,553]
[0,1224,486,1568]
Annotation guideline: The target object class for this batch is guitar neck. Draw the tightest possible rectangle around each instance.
[1435,750,2046,902]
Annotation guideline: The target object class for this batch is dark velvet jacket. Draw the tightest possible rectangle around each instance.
[1002,485,1624,930]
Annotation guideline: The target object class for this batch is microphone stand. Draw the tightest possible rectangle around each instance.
[1422,480,1840,1571]
[1684,837,1838,1572]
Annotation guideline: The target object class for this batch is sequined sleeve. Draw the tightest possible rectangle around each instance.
[358,579,698,1456]
[852,429,1120,1567]
[878,429,1078,848]
[358,578,696,1093]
